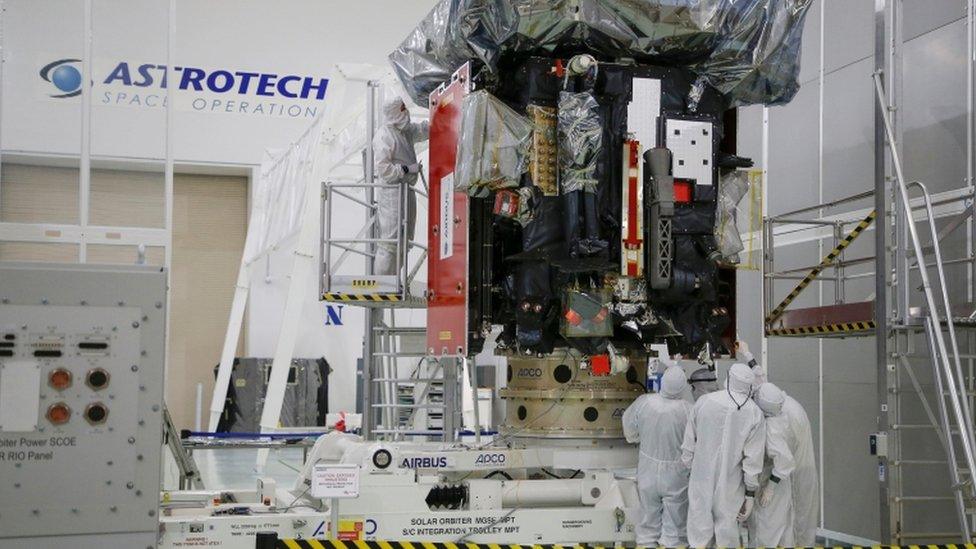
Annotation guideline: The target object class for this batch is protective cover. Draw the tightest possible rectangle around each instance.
[493,186,536,225]
[390,0,813,108]
[454,89,534,197]
[558,91,603,194]
[217,358,326,432]
[714,169,750,263]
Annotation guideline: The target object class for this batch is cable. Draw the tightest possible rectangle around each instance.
[276,458,302,473]
[276,485,322,513]
[540,468,561,479]
[485,470,513,481]
[541,467,582,479]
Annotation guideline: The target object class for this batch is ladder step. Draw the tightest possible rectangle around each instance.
[371,429,444,435]
[892,424,968,435]
[373,378,444,383]
[897,532,972,540]
[372,403,446,409]
[373,326,426,334]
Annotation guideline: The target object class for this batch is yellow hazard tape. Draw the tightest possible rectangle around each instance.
[270,540,975,549]
[765,210,877,325]
[322,293,402,302]
[766,320,877,337]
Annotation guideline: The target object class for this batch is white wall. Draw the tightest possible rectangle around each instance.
[1,0,439,415]
[2,0,437,165]
[735,0,973,539]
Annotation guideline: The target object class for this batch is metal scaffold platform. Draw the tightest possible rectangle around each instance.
[761,3,976,540]
[318,79,462,442]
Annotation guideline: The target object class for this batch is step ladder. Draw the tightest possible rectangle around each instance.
[163,406,203,490]
[366,321,453,440]
[873,71,976,542]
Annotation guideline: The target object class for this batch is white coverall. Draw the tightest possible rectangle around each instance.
[622,366,693,547]
[372,98,429,275]
[681,363,765,547]
[752,383,819,546]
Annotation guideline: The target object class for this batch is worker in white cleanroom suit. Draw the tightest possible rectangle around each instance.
[622,366,693,547]
[751,382,819,546]
[735,339,767,385]
[689,367,719,401]
[682,363,765,547]
[372,97,429,275]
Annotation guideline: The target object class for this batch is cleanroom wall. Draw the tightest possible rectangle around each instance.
[737,0,972,540]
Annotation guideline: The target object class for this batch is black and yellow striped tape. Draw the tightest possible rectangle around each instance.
[767,320,877,337]
[322,293,402,302]
[765,210,877,325]
[265,540,973,549]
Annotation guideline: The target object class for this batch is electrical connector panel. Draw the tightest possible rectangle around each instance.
[0,263,166,547]
[528,105,558,196]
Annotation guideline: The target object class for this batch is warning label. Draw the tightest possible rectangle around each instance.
[439,173,455,260]
[561,518,593,530]
[311,464,360,498]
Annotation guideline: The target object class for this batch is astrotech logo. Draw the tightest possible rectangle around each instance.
[40,58,83,98]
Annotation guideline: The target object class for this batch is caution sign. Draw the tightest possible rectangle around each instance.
[311,464,359,499]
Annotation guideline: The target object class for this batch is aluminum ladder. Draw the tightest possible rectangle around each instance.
[163,406,203,490]
[874,71,976,542]
[366,320,457,441]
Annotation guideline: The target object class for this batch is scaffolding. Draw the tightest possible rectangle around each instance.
[318,80,461,442]
[761,1,976,542]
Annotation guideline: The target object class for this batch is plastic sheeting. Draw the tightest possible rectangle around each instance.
[389,0,812,108]
[217,358,327,432]
[245,114,327,264]
[454,90,534,197]
[715,170,749,262]
[558,91,603,194]
[715,169,763,267]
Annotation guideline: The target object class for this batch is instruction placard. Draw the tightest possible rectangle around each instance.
[440,173,454,260]
[311,463,360,499]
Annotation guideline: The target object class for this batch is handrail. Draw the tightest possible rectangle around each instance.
[908,180,975,458]
[764,210,876,324]
[873,70,976,541]
[770,255,876,276]
[769,189,876,219]
[766,218,839,226]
